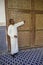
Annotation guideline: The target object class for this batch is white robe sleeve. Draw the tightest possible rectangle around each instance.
[8,26,14,38]
[15,21,24,27]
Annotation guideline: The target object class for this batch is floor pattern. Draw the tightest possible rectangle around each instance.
[0,48,43,65]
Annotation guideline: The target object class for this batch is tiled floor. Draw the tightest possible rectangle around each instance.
[0,48,43,65]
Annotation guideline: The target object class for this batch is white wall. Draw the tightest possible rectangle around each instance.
[0,0,6,26]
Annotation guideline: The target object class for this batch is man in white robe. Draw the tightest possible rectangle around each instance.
[8,19,24,55]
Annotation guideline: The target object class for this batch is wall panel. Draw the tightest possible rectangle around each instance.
[18,31,30,48]
[35,0,43,10]
[8,10,31,30]
[8,0,31,9]
[36,14,43,29]
[35,31,43,46]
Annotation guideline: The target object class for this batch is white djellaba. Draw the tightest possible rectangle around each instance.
[8,21,24,55]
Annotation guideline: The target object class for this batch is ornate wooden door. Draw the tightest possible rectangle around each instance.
[5,0,43,50]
